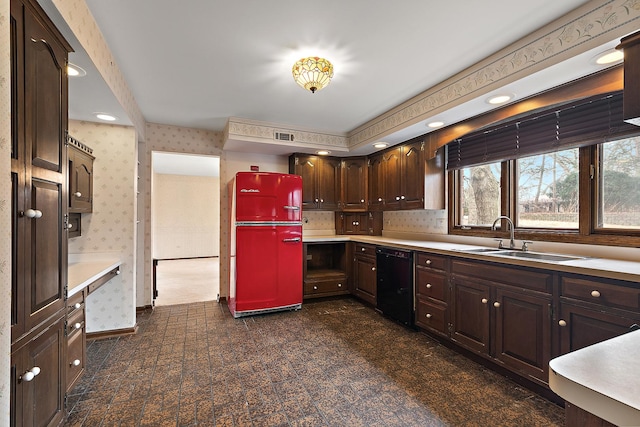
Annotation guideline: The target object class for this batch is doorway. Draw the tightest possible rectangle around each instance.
[151,151,220,306]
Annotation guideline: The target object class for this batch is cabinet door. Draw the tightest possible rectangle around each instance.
[317,157,341,210]
[494,288,551,383]
[368,154,385,211]
[69,147,93,213]
[341,157,367,211]
[292,155,318,210]
[424,147,445,209]
[558,302,640,354]
[451,276,490,354]
[12,316,65,427]
[383,148,402,209]
[401,140,424,210]
[353,255,376,305]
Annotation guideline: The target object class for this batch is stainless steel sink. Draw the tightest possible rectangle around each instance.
[492,250,585,262]
[457,248,504,253]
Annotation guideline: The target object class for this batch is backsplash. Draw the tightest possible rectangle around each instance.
[384,210,448,234]
[302,211,336,235]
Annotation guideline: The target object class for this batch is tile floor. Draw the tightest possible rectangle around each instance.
[63,298,564,426]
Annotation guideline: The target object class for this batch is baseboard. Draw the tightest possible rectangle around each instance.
[87,324,138,340]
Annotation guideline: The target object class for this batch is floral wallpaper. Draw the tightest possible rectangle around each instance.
[68,121,137,333]
[384,210,448,235]
[1,0,10,421]
[143,123,225,306]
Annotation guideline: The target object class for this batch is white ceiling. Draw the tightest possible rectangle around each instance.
[39,0,627,158]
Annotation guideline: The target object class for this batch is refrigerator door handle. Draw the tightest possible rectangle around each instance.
[283,205,300,210]
[282,237,302,243]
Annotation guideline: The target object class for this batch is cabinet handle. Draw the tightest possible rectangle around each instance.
[371,267,376,271]
[378,198,382,202]
[493,302,500,308]
[116,270,121,275]
[591,290,601,298]
[24,209,43,219]
[360,199,365,203]
[71,359,81,367]
[361,247,366,252]
[315,198,319,203]
[558,320,567,327]
[425,313,432,319]
[395,196,400,201]
[67,223,73,229]
[337,283,342,288]
[400,195,405,200]
[20,366,40,382]
[313,286,318,290]
[320,199,324,203]
[74,322,82,330]
[481,298,488,304]
[74,192,82,197]
[74,303,81,309]
[426,283,432,289]
[425,260,432,265]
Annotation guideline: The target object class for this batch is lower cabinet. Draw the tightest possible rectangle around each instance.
[303,242,348,299]
[414,252,449,337]
[351,243,377,305]
[11,315,66,427]
[450,259,553,385]
[66,290,86,392]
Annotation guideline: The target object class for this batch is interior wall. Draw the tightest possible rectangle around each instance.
[224,151,288,181]
[68,120,138,333]
[152,173,220,259]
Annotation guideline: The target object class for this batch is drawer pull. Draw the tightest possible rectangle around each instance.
[481,298,488,304]
[425,260,432,265]
[371,267,376,271]
[74,322,82,330]
[74,303,81,309]
[425,313,432,319]
[558,320,567,327]
[493,302,501,308]
[313,286,318,290]
[71,359,81,367]
[426,283,432,289]
[337,283,342,288]
[361,247,366,252]
[20,366,40,382]
[591,290,601,298]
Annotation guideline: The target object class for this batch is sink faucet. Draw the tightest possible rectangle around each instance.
[491,216,516,249]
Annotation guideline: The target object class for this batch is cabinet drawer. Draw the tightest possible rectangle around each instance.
[416,253,447,271]
[416,299,447,335]
[66,325,85,391]
[66,309,84,337]
[415,269,447,301]
[304,279,348,296]
[561,276,640,311]
[354,243,376,257]
[67,291,84,316]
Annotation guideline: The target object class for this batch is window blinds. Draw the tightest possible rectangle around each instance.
[446,91,639,170]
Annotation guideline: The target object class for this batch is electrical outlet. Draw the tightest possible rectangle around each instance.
[306,254,312,260]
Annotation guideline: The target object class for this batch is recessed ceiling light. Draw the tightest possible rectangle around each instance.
[593,49,624,65]
[95,113,117,121]
[427,121,444,128]
[67,63,86,77]
[373,142,388,149]
[486,94,514,105]
[316,150,331,155]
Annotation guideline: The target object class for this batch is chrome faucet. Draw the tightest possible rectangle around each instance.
[492,216,516,249]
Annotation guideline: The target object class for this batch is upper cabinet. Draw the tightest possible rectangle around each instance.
[340,157,367,211]
[289,154,341,211]
[67,135,94,213]
[367,153,385,211]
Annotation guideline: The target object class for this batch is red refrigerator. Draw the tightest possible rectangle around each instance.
[228,172,303,318]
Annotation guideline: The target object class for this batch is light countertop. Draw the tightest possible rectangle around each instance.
[549,330,640,426]
[303,235,640,283]
[68,255,122,297]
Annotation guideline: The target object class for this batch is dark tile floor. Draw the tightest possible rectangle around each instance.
[63,298,564,426]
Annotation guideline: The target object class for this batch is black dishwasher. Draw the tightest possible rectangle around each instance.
[376,247,414,327]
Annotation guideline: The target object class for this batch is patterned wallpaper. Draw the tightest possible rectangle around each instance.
[68,120,137,333]
[142,123,225,306]
[383,210,448,235]
[302,211,336,235]
[152,174,220,259]
[0,0,11,421]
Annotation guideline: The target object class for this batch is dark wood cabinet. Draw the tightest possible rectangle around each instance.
[66,291,86,392]
[67,135,94,213]
[303,243,348,298]
[414,252,449,337]
[558,275,640,354]
[367,153,385,211]
[351,243,377,305]
[341,157,367,211]
[450,260,553,384]
[289,154,341,211]
[10,0,71,424]
[335,211,382,236]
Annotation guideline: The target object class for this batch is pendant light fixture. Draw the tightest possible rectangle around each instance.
[292,56,334,93]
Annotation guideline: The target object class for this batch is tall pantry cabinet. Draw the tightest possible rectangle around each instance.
[10,0,72,425]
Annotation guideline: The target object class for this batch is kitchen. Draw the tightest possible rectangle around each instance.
[4,0,640,426]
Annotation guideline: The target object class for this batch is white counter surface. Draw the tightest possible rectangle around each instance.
[303,235,640,283]
[549,330,640,426]
[68,255,122,297]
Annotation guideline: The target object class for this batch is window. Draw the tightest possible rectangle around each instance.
[597,136,640,230]
[516,149,579,229]
[447,89,640,245]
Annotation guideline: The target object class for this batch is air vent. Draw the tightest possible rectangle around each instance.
[274,132,294,142]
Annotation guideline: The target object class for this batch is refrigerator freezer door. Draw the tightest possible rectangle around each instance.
[233,225,302,316]
[235,172,302,222]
